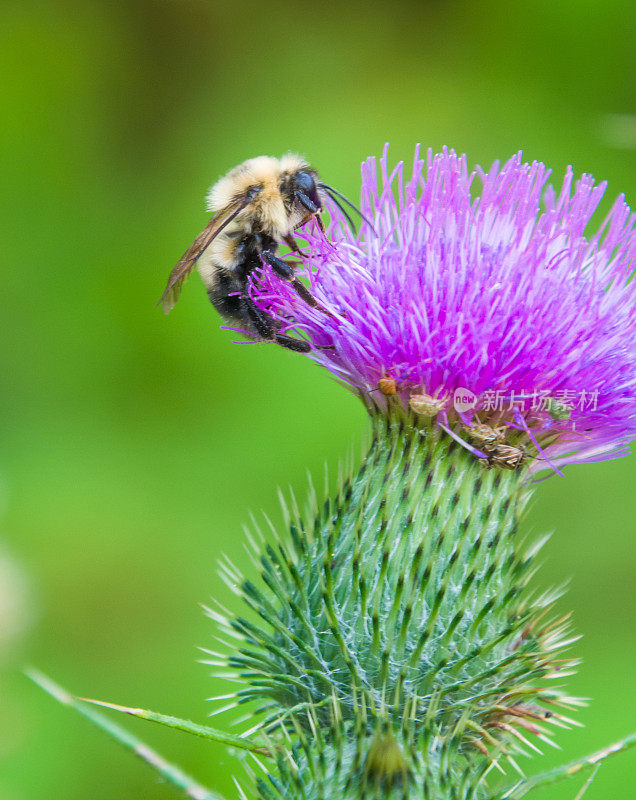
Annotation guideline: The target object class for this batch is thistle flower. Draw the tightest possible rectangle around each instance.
[253,146,636,473]
[33,148,636,800]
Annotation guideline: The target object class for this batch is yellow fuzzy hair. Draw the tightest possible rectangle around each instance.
[205,154,309,238]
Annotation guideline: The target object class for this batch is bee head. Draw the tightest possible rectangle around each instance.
[293,169,323,215]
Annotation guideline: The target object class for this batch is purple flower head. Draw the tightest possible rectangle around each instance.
[249,146,636,473]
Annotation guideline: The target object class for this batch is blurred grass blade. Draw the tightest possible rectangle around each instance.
[27,669,224,800]
[496,732,636,798]
[573,764,601,800]
[78,696,273,755]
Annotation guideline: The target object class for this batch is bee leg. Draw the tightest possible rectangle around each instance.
[242,296,311,353]
[262,251,333,318]
[261,251,295,281]
[242,297,276,340]
[289,278,323,309]
[291,278,337,320]
[282,235,303,255]
[275,333,311,353]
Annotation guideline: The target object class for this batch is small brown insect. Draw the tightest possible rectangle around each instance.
[409,392,447,417]
[483,443,526,470]
[378,377,397,396]
[466,421,507,446]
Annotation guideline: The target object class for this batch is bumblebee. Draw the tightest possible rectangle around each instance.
[160,154,367,352]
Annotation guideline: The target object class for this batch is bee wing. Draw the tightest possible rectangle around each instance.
[159,194,254,314]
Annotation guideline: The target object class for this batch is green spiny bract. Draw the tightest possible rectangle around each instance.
[209,415,580,796]
[256,719,494,800]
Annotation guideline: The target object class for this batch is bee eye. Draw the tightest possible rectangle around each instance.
[294,171,315,194]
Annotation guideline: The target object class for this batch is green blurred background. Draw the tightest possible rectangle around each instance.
[1,1,634,798]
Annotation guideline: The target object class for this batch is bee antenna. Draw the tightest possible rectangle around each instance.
[323,189,357,233]
[319,184,376,232]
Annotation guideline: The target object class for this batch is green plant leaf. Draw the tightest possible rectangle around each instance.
[78,696,273,756]
[27,668,225,800]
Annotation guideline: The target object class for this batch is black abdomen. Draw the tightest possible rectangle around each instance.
[206,231,279,329]
[207,268,245,326]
